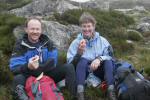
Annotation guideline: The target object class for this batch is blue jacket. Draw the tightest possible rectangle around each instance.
[9,34,58,75]
[67,32,113,63]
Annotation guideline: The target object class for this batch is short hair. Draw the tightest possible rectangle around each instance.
[79,12,96,25]
[25,16,42,27]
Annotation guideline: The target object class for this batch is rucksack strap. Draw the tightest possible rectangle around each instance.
[31,81,42,100]
[51,83,62,100]
[35,83,42,100]
[32,81,40,96]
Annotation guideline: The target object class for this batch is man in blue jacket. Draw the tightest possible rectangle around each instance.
[10,17,76,100]
[67,12,117,100]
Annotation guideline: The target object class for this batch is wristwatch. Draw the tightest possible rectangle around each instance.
[97,57,103,62]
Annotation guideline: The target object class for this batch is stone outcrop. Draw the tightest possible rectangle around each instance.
[9,0,79,17]
[137,22,150,33]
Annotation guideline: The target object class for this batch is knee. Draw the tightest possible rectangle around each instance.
[63,64,75,73]
[103,60,114,69]
[103,60,113,63]
[13,74,26,87]
[79,58,90,64]
[64,63,74,70]
[77,58,89,68]
[14,74,25,81]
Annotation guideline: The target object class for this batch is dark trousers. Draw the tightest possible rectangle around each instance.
[76,58,115,86]
[13,64,76,96]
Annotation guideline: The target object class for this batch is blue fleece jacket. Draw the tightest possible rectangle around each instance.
[9,34,57,75]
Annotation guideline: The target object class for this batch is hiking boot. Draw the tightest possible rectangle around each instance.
[15,85,29,100]
[107,86,117,100]
[77,92,85,100]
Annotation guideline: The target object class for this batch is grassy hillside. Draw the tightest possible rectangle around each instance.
[0,8,150,100]
[0,13,25,99]
[0,0,32,11]
[0,1,28,99]
[53,9,136,56]
[56,9,150,74]
[54,9,150,99]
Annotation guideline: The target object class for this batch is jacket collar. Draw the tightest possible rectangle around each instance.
[77,32,100,41]
[21,34,49,48]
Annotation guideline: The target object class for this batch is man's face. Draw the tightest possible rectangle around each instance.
[25,19,42,43]
[81,22,95,39]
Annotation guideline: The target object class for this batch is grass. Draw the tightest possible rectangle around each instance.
[0,8,150,100]
[61,86,106,100]
[0,0,32,11]
[114,42,150,75]
[0,85,13,100]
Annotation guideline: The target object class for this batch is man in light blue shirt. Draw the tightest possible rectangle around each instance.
[67,12,117,100]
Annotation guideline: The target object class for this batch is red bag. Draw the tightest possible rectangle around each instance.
[25,75,64,100]
[100,81,107,92]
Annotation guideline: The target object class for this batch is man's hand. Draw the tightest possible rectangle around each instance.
[77,39,86,55]
[90,59,101,71]
[28,55,39,70]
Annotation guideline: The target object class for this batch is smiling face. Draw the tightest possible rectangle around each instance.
[25,19,42,43]
[79,12,96,40]
[81,22,95,39]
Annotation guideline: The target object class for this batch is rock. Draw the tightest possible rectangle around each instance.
[13,26,25,39]
[42,21,69,50]
[67,25,82,37]
[126,40,134,44]
[9,0,79,17]
[137,22,150,33]
[110,0,150,10]
[56,0,79,14]
[133,6,146,12]
[9,0,110,17]
[140,17,150,24]
[42,21,81,50]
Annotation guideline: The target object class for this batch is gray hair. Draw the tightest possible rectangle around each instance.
[79,12,96,25]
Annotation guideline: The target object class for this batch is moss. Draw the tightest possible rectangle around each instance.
[145,67,150,76]
[58,51,67,65]
[0,13,25,54]
[85,87,105,100]
[0,0,32,11]
[0,13,25,86]
[0,85,13,100]
[111,39,135,57]
[127,30,143,41]
[0,55,13,84]
[54,9,135,38]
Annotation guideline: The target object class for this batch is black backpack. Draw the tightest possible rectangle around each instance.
[114,61,150,100]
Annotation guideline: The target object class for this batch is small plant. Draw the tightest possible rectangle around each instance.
[112,39,135,57]
[0,85,13,100]
[0,13,25,86]
[0,0,32,11]
[145,67,150,76]
[127,30,143,41]
[58,51,67,65]
[0,13,25,54]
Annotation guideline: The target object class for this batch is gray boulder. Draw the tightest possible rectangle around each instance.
[43,21,81,50]
[9,0,79,17]
[13,26,25,39]
[9,0,109,17]
[137,22,150,33]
